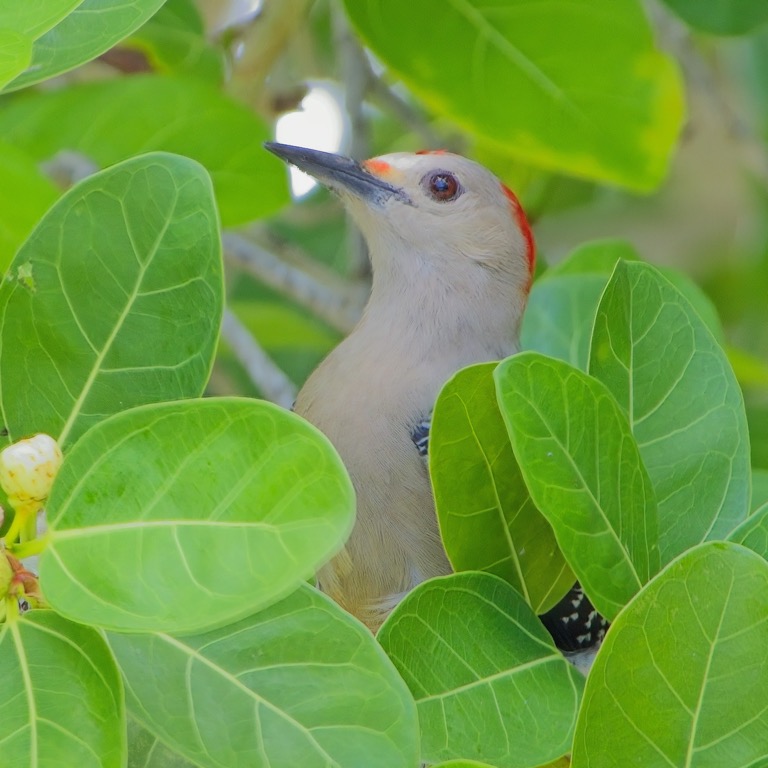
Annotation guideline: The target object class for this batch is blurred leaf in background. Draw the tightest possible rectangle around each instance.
[2,0,768,766]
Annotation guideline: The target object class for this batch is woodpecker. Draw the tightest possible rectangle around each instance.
[265,143,604,653]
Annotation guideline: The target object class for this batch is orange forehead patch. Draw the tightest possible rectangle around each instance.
[416,149,449,155]
[363,159,392,176]
[501,183,535,278]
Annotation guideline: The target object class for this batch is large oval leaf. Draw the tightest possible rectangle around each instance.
[572,542,768,768]
[0,30,32,91]
[521,240,640,369]
[342,0,684,190]
[589,261,750,563]
[495,352,659,620]
[521,240,722,371]
[431,363,573,613]
[40,398,355,633]
[0,0,80,89]
[0,75,288,225]
[0,610,125,767]
[108,584,419,768]
[1,0,83,39]
[3,0,168,93]
[378,572,583,767]
[0,152,222,448]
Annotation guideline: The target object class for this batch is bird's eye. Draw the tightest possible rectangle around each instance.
[423,171,461,202]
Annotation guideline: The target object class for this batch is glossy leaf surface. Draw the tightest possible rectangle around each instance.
[109,585,419,768]
[3,0,167,92]
[590,261,750,562]
[0,152,222,447]
[343,0,684,190]
[431,363,572,613]
[573,543,768,768]
[41,399,355,633]
[495,352,659,619]
[0,610,125,767]
[379,572,583,767]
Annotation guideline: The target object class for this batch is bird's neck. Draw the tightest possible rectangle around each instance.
[354,249,524,362]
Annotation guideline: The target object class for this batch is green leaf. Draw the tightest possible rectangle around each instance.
[1,0,84,39]
[108,584,419,768]
[753,468,768,510]
[522,240,724,370]
[0,610,125,768]
[432,762,570,768]
[40,398,355,633]
[128,718,211,768]
[521,239,640,369]
[0,75,289,225]
[430,363,573,613]
[0,30,32,90]
[661,0,768,36]
[728,500,768,560]
[0,0,82,89]
[549,239,641,278]
[3,0,168,93]
[431,762,498,768]
[589,261,750,562]
[495,352,659,620]
[127,0,225,83]
[0,152,222,448]
[378,572,583,767]
[0,141,59,271]
[432,762,575,768]
[572,542,768,768]
[660,267,725,346]
[342,0,684,190]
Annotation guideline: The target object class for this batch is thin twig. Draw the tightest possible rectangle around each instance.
[226,0,313,110]
[220,308,297,408]
[333,2,372,278]
[222,231,366,334]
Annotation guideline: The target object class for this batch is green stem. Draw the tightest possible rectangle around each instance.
[2,513,22,546]
[4,595,19,623]
[20,511,38,544]
[10,536,49,559]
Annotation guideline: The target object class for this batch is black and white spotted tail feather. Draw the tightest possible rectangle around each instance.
[411,413,608,653]
[539,584,608,652]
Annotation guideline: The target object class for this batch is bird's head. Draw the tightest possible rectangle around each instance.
[266,143,534,333]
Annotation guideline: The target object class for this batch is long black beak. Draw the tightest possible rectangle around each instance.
[265,142,411,206]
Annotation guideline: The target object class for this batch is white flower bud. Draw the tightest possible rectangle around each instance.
[0,434,63,513]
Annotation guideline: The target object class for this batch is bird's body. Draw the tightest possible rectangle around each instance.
[296,280,519,626]
[266,144,534,630]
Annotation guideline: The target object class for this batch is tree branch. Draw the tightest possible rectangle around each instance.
[223,231,366,334]
[220,307,297,408]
